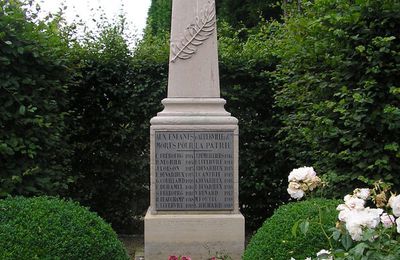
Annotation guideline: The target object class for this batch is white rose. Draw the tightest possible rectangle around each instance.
[288,168,305,182]
[288,181,301,190]
[304,166,317,179]
[388,195,400,217]
[344,195,365,210]
[343,208,383,241]
[346,220,364,241]
[354,188,370,200]
[363,208,384,228]
[287,186,304,200]
[336,203,348,211]
[316,249,333,260]
[316,249,331,256]
[381,213,395,228]
[338,208,351,222]
[337,203,353,222]
[288,166,316,182]
[396,217,400,234]
[307,176,322,191]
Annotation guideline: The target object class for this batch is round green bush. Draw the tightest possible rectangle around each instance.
[243,198,340,260]
[0,196,129,260]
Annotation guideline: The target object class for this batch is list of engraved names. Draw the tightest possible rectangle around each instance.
[155,131,234,210]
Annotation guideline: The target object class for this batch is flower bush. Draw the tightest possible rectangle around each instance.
[324,181,400,259]
[286,167,400,259]
[336,191,384,241]
[294,181,400,259]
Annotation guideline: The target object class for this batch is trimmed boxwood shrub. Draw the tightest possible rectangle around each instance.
[243,198,340,260]
[0,196,129,260]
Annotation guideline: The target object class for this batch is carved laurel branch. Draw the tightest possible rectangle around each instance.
[170,1,216,63]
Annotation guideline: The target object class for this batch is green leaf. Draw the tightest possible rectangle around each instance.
[384,143,399,152]
[299,220,310,235]
[362,229,375,241]
[291,219,301,237]
[0,143,14,155]
[355,45,365,53]
[11,175,22,183]
[353,243,368,257]
[19,105,26,115]
[332,230,341,241]
[341,233,353,251]
[333,248,346,255]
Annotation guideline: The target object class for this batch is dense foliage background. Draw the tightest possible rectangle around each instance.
[146,0,282,35]
[273,0,400,196]
[1,0,399,234]
[0,0,73,198]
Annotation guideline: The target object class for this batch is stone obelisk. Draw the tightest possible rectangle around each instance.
[144,0,245,259]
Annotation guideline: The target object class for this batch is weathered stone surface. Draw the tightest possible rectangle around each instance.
[145,210,244,260]
[144,0,244,259]
[149,125,241,215]
[168,0,220,98]
[155,131,234,211]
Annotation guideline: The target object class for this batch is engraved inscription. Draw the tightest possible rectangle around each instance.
[155,131,234,210]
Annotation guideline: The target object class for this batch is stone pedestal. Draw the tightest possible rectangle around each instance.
[144,1,245,259]
[145,99,245,259]
[145,211,244,260]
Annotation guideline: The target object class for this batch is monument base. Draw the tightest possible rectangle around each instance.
[144,209,245,260]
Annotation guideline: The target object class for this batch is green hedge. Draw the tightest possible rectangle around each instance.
[66,26,165,233]
[273,0,400,195]
[0,0,73,197]
[243,198,340,260]
[0,196,129,259]
[219,54,287,229]
[3,0,399,235]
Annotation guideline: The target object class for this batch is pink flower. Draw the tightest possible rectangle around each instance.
[181,257,191,260]
[209,258,217,260]
[169,256,179,260]
[381,213,395,228]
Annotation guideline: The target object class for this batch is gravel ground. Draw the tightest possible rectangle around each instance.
[119,233,252,259]
[119,235,144,260]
